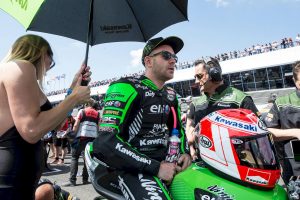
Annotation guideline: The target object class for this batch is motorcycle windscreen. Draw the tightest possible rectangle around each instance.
[232,134,280,170]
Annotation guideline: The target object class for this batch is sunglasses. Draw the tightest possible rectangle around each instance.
[148,51,178,63]
[50,60,55,69]
[48,54,55,69]
[194,73,204,80]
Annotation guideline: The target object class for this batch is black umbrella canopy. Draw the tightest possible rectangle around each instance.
[29,0,188,46]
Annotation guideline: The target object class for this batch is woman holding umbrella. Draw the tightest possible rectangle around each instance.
[0,34,91,200]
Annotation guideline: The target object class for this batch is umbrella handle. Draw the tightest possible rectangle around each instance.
[81,55,89,86]
[81,0,93,86]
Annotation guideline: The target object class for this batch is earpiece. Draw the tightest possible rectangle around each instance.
[204,57,223,82]
[208,66,222,82]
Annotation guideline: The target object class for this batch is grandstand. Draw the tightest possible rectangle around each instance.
[47,43,300,107]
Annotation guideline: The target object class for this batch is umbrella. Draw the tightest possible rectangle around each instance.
[0,0,188,84]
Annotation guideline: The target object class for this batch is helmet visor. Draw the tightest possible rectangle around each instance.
[232,134,279,170]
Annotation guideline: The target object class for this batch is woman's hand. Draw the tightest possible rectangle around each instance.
[70,64,92,89]
[70,71,91,105]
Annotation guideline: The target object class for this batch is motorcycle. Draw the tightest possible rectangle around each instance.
[85,109,289,200]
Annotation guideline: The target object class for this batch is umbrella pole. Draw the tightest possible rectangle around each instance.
[82,0,94,86]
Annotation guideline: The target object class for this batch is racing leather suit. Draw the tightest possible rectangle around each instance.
[93,75,188,199]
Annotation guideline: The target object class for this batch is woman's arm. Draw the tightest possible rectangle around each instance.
[4,61,90,144]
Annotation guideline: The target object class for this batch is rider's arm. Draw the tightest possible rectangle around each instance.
[93,81,160,176]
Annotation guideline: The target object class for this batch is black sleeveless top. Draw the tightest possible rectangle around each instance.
[0,100,52,200]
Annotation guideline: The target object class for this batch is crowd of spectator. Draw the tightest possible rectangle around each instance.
[213,36,297,62]
[46,34,300,96]
[46,70,145,96]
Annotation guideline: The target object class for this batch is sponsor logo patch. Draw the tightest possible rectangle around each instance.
[199,135,212,148]
[213,115,257,132]
[99,126,116,133]
[135,84,148,90]
[101,117,118,125]
[206,185,235,199]
[105,100,122,108]
[103,110,121,116]
[217,102,231,108]
[115,143,151,164]
[150,105,170,114]
[106,93,125,99]
[138,174,163,199]
[167,94,175,101]
[231,138,243,145]
[139,138,167,146]
[258,120,267,131]
[145,91,155,97]
[246,169,270,185]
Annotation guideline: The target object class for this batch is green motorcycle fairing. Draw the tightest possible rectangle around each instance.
[170,163,287,200]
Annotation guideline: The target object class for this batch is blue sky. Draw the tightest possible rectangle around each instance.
[1,0,300,92]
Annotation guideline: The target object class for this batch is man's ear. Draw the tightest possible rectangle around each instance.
[144,56,152,68]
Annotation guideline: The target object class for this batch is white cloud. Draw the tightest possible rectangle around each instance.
[206,0,230,7]
[129,48,143,67]
[124,48,144,74]
[216,0,230,7]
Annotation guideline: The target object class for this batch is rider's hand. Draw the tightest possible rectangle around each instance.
[70,64,92,89]
[176,153,192,173]
[158,161,176,184]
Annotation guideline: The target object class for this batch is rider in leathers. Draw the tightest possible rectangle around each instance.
[93,36,191,200]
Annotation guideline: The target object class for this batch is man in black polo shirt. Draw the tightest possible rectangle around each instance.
[191,57,259,122]
[186,58,259,159]
[264,61,300,184]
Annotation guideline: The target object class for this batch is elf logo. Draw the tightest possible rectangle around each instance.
[150,105,170,114]
[199,135,212,148]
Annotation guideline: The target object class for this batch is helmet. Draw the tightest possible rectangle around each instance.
[197,109,280,189]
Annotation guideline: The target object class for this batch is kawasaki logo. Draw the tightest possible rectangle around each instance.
[214,116,257,132]
[199,136,212,148]
[115,143,151,164]
[139,138,167,146]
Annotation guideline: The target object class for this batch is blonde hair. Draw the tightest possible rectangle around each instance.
[5,34,53,87]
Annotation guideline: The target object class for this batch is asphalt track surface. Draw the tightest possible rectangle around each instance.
[41,154,106,200]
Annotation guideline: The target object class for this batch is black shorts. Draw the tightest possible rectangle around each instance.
[53,138,68,148]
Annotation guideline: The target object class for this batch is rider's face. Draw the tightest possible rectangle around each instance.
[148,45,177,82]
